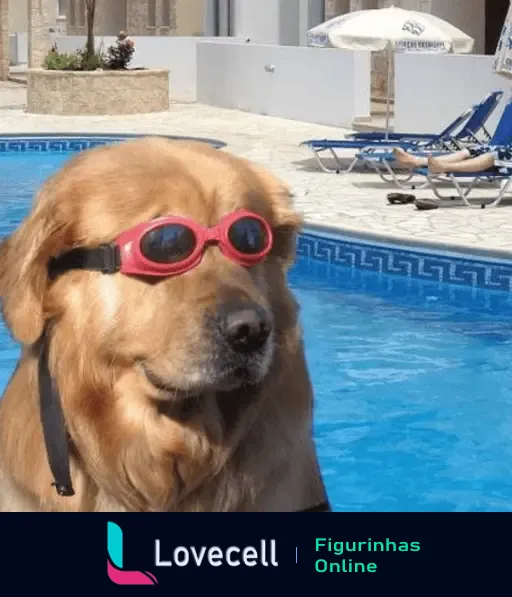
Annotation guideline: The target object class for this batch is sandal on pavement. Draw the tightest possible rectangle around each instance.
[387,193,416,205]
[414,197,439,210]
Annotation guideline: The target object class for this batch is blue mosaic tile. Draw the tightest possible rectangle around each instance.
[297,233,512,292]
[0,137,121,153]
[296,255,512,311]
[0,135,226,153]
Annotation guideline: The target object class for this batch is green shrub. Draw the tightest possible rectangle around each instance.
[43,36,138,72]
[43,43,106,71]
[44,45,82,71]
[77,47,106,70]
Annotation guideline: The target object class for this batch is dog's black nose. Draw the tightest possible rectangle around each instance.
[218,303,272,354]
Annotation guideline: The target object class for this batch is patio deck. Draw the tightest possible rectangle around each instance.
[1,81,510,260]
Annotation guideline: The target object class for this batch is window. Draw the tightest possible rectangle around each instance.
[57,0,66,18]
[148,0,157,27]
[69,0,76,26]
[162,0,171,27]
[324,0,350,19]
[77,0,85,26]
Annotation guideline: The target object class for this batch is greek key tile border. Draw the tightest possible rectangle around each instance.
[0,137,128,153]
[0,135,226,153]
[297,232,512,292]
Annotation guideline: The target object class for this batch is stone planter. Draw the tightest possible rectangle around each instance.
[27,68,170,115]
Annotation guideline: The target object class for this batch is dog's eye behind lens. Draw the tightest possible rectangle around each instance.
[228,218,268,254]
[141,225,196,263]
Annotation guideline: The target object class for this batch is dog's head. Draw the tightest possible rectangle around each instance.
[0,138,302,407]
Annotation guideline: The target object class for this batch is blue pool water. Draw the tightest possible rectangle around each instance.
[2,151,512,512]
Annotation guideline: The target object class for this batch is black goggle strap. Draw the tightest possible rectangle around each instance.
[38,327,75,497]
[48,244,121,280]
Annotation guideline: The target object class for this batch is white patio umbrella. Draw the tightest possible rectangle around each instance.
[308,6,474,137]
[494,1,512,80]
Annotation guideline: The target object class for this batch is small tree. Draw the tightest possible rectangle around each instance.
[85,0,96,59]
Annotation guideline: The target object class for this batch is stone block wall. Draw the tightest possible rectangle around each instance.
[0,0,9,79]
[372,50,393,100]
[27,67,170,114]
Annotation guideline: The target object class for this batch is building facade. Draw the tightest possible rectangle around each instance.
[8,1,507,50]
[65,0,204,37]
[9,0,63,33]
[2,0,508,86]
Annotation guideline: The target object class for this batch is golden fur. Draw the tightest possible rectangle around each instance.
[0,138,328,512]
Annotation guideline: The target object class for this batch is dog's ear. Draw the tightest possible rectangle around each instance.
[0,186,71,345]
[252,165,303,268]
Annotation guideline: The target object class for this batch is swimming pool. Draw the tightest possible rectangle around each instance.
[2,137,512,512]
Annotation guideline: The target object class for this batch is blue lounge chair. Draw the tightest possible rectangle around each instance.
[356,93,512,190]
[449,90,503,146]
[408,162,512,209]
[301,91,503,174]
[408,101,512,209]
[346,90,503,146]
[299,137,422,174]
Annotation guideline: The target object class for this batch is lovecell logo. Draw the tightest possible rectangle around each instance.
[106,521,278,585]
[107,522,158,586]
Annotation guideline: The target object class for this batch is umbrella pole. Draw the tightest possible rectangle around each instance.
[385,44,392,140]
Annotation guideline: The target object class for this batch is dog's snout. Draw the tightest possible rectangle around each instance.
[218,303,272,354]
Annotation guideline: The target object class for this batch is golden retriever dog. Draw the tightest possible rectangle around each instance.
[0,137,329,512]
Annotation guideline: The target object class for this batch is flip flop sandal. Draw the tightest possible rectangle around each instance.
[387,193,416,205]
[414,197,439,210]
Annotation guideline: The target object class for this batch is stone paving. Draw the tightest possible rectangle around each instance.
[1,82,512,260]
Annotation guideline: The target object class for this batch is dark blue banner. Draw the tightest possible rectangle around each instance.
[1,513,509,590]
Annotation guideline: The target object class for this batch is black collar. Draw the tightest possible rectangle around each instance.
[37,328,75,497]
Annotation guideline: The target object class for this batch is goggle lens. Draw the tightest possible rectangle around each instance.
[140,224,196,264]
[227,217,269,255]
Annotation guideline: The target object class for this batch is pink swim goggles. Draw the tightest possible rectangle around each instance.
[48,210,273,279]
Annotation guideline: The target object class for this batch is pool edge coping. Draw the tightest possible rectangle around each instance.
[303,220,512,265]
